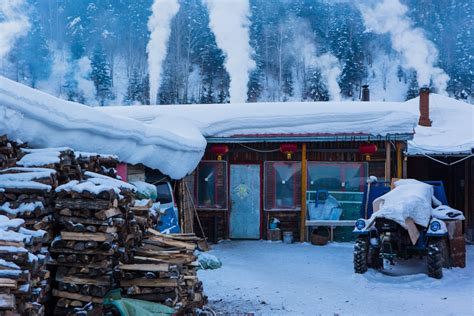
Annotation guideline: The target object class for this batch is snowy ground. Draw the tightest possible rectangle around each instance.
[199,241,473,315]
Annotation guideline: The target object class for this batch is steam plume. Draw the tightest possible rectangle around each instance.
[0,0,30,60]
[359,0,449,94]
[147,0,180,104]
[203,0,255,103]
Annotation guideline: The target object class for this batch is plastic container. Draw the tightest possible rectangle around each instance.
[283,231,293,244]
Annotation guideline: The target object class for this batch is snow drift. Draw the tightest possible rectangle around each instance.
[100,101,417,138]
[0,76,205,179]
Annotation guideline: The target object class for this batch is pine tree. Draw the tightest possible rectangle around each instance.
[11,15,53,88]
[406,71,420,100]
[90,44,114,106]
[124,69,143,105]
[304,67,329,101]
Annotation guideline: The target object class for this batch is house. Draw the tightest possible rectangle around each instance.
[98,87,472,243]
[1,76,471,243]
[100,91,420,242]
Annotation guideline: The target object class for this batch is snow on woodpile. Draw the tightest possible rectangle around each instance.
[0,76,205,179]
[100,101,418,138]
[405,94,474,155]
[55,171,136,196]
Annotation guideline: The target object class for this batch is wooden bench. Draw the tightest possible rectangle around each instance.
[305,220,356,242]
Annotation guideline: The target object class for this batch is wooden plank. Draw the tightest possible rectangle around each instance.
[118,263,170,272]
[119,278,178,288]
[0,278,17,289]
[396,142,403,179]
[305,220,356,227]
[300,143,307,242]
[56,275,112,286]
[385,141,391,181]
[146,232,196,250]
[61,232,113,242]
[52,289,103,304]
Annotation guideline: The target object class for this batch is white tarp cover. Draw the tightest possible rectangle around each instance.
[371,179,436,228]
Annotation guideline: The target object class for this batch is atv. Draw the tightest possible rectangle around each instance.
[353,179,464,279]
[353,216,451,278]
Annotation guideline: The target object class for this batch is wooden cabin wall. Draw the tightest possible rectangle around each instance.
[408,156,473,240]
[194,140,400,242]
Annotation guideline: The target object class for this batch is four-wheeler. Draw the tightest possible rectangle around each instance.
[353,180,464,279]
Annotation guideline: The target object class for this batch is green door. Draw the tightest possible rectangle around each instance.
[230,164,260,239]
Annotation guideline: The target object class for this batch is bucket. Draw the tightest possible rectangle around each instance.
[283,231,293,244]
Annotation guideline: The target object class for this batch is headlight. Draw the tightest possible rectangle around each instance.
[356,219,366,230]
[430,221,441,232]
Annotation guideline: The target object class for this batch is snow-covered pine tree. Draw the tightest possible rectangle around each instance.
[90,44,114,106]
[406,71,419,100]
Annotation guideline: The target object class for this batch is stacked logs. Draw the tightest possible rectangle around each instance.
[75,153,119,178]
[0,135,26,169]
[17,148,82,185]
[50,173,136,315]
[0,215,51,315]
[115,228,206,313]
[0,168,57,241]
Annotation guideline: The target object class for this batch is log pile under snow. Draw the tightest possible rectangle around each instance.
[115,228,206,312]
[0,216,51,315]
[50,173,136,315]
[0,136,26,169]
[0,136,208,314]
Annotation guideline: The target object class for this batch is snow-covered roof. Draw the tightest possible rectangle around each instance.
[100,101,417,141]
[1,75,471,179]
[405,95,473,156]
[0,76,205,179]
[100,94,473,156]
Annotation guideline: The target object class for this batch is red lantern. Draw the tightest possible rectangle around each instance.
[359,143,378,160]
[210,144,229,160]
[280,143,298,160]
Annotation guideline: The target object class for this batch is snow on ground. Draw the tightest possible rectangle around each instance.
[199,241,473,315]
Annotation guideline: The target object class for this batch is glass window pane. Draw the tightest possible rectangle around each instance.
[156,183,173,204]
[264,161,301,210]
[196,161,228,209]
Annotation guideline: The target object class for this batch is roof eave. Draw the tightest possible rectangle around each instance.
[206,133,414,144]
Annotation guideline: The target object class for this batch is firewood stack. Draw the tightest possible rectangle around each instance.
[0,215,51,315]
[75,153,119,178]
[49,172,136,315]
[0,168,57,242]
[114,228,206,313]
[0,135,26,169]
[17,148,82,185]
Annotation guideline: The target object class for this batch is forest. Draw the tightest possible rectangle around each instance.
[0,0,472,106]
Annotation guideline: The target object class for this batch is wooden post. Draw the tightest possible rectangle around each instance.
[396,142,403,179]
[385,141,391,182]
[300,143,308,242]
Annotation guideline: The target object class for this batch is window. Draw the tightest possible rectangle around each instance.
[307,162,368,222]
[195,161,228,210]
[155,182,173,204]
[264,161,301,210]
[307,162,367,192]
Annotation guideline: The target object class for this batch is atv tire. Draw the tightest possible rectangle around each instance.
[368,245,383,269]
[354,238,368,274]
[427,239,445,279]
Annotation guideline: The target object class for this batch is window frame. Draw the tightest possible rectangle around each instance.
[264,161,302,211]
[195,160,228,210]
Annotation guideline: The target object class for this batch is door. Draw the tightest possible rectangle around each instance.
[230,164,261,239]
